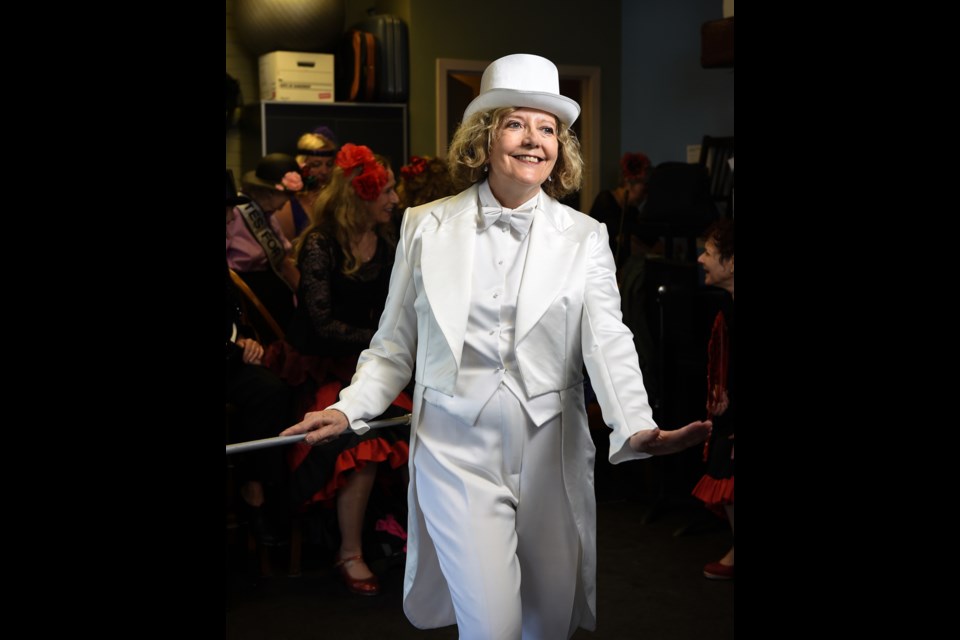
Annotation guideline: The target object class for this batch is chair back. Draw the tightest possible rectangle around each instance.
[698,135,734,218]
[228,268,286,343]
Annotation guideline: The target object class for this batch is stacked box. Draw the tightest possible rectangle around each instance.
[259,51,334,102]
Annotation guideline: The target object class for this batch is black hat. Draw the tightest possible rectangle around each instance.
[226,169,250,206]
[242,153,304,193]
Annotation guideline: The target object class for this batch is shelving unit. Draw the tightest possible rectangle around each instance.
[241,101,409,176]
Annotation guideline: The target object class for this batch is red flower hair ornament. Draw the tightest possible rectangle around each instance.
[335,143,388,201]
[620,152,651,182]
[400,156,427,180]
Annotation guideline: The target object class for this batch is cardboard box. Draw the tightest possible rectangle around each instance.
[259,51,334,102]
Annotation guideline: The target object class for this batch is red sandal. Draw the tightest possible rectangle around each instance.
[703,560,734,580]
[334,555,380,596]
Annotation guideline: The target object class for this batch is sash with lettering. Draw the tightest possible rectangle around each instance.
[236,199,291,290]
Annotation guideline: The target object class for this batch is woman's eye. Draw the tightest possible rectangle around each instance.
[541,126,555,135]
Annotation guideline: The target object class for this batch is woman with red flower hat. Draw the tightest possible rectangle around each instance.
[588,151,653,266]
[396,155,457,210]
[267,144,408,596]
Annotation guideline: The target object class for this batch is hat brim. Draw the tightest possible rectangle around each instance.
[463,89,580,127]
[242,171,301,194]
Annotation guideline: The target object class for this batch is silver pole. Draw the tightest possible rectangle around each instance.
[226,414,412,455]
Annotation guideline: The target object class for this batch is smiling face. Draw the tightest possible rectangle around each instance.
[365,168,399,226]
[302,156,335,189]
[698,239,734,291]
[486,108,559,208]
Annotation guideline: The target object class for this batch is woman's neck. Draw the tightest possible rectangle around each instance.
[487,176,539,209]
[350,228,378,263]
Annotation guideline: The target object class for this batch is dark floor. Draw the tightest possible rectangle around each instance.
[225,496,734,640]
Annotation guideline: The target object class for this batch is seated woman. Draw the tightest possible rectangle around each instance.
[267,144,408,596]
[225,171,293,545]
[588,151,652,267]
[226,153,303,332]
[396,155,457,209]
[275,126,340,241]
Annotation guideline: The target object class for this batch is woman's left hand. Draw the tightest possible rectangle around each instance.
[629,420,712,455]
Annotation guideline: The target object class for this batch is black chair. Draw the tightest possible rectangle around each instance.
[698,135,734,219]
[640,162,719,262]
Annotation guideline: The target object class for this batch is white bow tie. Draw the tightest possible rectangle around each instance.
[478,205,535,237]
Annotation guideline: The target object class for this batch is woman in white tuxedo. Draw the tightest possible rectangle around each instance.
[282,53,711,640]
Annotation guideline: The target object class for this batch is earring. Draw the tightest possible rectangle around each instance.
[547,175,553,182]
[483,165,489,173]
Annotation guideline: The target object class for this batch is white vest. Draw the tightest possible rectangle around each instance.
[423,181,561,426]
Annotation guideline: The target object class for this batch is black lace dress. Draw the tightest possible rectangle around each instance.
[271,230,410,509]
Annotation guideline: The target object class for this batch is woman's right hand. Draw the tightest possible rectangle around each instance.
[235,337,264,365]
[280,409,350,446]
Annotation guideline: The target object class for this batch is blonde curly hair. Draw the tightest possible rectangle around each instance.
[295,130,338,165]
[447,107,583,199]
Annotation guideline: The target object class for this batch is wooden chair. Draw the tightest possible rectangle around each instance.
[228,268,286,343]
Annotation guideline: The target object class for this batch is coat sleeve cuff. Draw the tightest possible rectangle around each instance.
[609,429,653,464]
[327,402,370,435]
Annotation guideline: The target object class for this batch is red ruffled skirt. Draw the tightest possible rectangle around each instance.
[691,475,734,518]
[264,340,412,510]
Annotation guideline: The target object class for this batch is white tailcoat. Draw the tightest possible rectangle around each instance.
[330,184,656,631]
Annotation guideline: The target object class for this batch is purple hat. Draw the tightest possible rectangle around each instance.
[312,126,338,145]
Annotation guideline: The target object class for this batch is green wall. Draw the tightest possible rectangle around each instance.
[229,0,622,205]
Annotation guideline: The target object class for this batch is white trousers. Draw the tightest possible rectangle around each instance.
[415,386,581,640]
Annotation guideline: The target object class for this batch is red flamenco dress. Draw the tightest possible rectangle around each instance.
[691,297,735,517]
[266,229,410,510]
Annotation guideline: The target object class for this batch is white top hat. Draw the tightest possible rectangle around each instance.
[462,53,581,127]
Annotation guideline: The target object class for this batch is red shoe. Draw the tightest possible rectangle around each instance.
[703,561,734,580]
[334,555,380,596]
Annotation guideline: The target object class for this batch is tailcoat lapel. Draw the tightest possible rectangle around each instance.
[418,186,479,371]
[515,197,576,345]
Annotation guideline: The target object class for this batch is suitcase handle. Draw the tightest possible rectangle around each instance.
[347,31,363,101]
[362,32,376,100]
